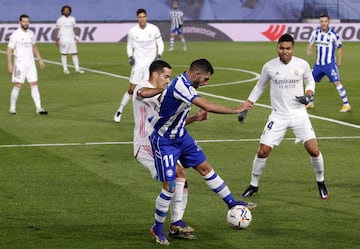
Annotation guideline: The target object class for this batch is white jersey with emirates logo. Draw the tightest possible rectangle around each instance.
[248,56,315,116]
[132,81,160,156]
[127,23,164,66]
[8,28,35,64]
[56,15,76,42]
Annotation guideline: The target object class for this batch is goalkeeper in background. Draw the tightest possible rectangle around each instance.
[169,1,187,51]
[240,34,329,200]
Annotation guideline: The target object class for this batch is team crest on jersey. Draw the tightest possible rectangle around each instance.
[294,69,299,77]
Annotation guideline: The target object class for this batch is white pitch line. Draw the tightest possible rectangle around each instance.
[1,50,358,130]
[0,136,359,148]
[199,92,360,129]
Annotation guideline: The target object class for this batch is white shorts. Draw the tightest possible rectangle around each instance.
[129,63,150,85]
[134,144,157,179]
[12,61,38,83]
[260,113,316,148]
[60,41,78,54]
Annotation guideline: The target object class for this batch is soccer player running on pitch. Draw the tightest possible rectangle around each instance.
[240,34,329,200]
[169,1,187,51]
[7,14,47,115]
[114,8,164,123]
[133,60,208,240]
[306,13,351,112]
[148,58,256,245]
[54,5,84,74]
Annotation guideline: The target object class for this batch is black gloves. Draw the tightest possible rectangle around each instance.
[128,56,135,66]
[295,95,312,105]
[237,110,248,124]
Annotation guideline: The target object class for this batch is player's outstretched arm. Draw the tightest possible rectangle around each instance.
[237,100,253,124]
[193,97,252,114]
[186,110,208,125]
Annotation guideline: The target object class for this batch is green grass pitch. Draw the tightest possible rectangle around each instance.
[0,41,359,249]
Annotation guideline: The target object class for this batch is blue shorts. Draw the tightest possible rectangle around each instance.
[171,26,183,35]
[150,130,206,182]
[312,63,341,83]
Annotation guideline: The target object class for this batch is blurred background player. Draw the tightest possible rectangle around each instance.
[241,34,328,200]
[169,1,187,51]
[114,8,164,123]
[306,13,351,112]
[7,14,47,115]
[133,60,208,240]
[55,5,84,74]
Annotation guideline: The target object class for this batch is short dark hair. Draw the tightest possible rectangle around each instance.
[190,59,214,75]
[149,60,172,75]
[320,13,329,19]
[61,5,72,15]
[19,14,29,21]
[278,33,294,45]
[136,8,147,16]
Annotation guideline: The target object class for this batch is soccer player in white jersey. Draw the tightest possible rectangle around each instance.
[241,34,329,201]
[7,14,47,115]
[306,13,351,112]
[148,58,256,245]
[133,60,208,241]
[169,1,187,51]
[114,8,164,123]
[54,5,84,74]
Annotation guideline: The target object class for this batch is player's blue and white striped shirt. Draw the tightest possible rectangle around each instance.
[170,9,183,30]
[308,27,342,66]
[149,73,199,139]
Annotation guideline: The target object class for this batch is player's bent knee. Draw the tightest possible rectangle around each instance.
[176,165,186,178]
[194,162,212,176]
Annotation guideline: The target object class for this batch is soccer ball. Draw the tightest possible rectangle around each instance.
[227,205,252,229]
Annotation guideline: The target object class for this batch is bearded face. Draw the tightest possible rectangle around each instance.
[62,7,71,17]
[20,18,30,30]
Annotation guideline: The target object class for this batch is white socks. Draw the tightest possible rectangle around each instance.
[310,152,325,182]
[250,156,267,187]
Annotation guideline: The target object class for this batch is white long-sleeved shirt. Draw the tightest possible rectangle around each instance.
[132,81,160,155]
[248,56,315,116]
[127,23,164,65]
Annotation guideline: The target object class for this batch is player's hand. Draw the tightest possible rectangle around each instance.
[38,59,45,70]
[237,110,248,124]
[295,95,311,105]
[128,56,135,66]
[237,101,252,113]
[194,110,208,121]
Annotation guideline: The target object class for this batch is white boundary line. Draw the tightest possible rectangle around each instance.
[199,92,360,129]
[0,136,359,148]
[1,50,358,150]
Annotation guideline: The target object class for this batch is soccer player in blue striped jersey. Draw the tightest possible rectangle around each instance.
[307,13,351,112]
[169,1,187,51]
[148,58,256,245]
